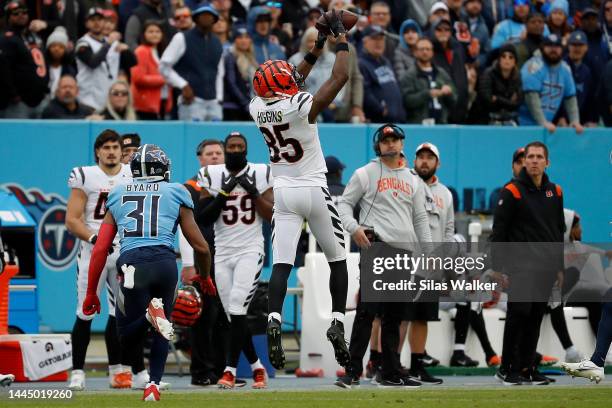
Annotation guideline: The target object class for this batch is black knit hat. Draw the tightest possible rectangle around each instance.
[498,43,517,60]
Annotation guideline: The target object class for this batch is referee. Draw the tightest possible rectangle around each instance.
[491,141,565,385]
[335,124,432,388]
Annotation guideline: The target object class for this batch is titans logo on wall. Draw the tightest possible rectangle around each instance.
[1,184,78,270]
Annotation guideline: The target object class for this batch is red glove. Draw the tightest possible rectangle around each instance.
[197,276,217,297]
[83,292,101,316]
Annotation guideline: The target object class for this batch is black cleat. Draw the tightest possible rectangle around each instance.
[334,374,359,389]
[450,352,479,367]
[408,367,443,385]
[326,319,350,368]
[421,351,440,367]
[267,318,285,369]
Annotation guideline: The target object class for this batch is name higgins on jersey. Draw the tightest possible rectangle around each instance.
[257,110,283,125]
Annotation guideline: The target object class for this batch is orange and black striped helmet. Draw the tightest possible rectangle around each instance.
[253,60,303,98]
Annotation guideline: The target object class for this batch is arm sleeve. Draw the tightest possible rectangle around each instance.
[216,51,225,102]
[524,92,548,125]
[76,41,111,69]
[563,95,580,124]
[160,33,188,89]
[178,226,194,267]
[87,222,117,294]
[337,169,367,235]
[412,181,433,249]
[124,15,141,50]
[196,195,228,226]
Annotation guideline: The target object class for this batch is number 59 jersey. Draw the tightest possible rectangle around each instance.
[67,165,132,233]
[249,92,328,188]
[106,181,194,254]
[198,163,273,259]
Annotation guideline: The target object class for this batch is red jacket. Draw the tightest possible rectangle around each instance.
[130,45,172,114]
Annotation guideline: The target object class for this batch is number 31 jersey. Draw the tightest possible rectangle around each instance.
[249,92,327,188]
[197,163,273,259]
[67,165,132,233]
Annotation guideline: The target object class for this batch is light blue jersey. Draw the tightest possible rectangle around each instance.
[519,56,576,126]
[106,181,194,254]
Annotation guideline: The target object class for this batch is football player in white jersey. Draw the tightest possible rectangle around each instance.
[197,132,274,389]
[248,10,351,369]
[65,130,134,390]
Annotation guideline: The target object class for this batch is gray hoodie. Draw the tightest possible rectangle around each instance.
[338,158,432,252]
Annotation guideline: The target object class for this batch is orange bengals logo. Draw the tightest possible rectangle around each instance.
[377,177,413,195]
[546,190,553,198]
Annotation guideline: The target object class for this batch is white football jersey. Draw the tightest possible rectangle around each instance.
[67,164,132,233]
[249,92,327,188]
[197,163,273,259]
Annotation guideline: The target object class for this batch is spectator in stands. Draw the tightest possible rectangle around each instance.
[580,7,608,83]
[41,75,95,119]
[97,80,137,120]
[446,0,463,25]
[247,6,285,64]
[602,0,612,58]
[45,26,76,96]
[519,34,583,133]
[173,6,194,32]
[131,20,172,120]
[101,9,118,37]
[0,0,49,118]
[212,15,231,50]
[76,8,135,112]
[222,23,257,121]
[558,30,598,126]
[600,59,612,125]
[401,37,456,124]
[161,4,224,121]
[393,19,421,81]
[359,25,406,123]
[211,0,234,22]
[369,1,398,62]
[428,2,451,28]
[124,0,174,50]
[514,12,546,68]
[546,0,572,45]
[391,0,438,29]
[463,0,491,68]
[481,0,513,32]
[19,0,62,42]
[431,18,469,124]
[279,0,309,40]
[476,43,522,124]
[266,1,293,56]
[491,0,534,49]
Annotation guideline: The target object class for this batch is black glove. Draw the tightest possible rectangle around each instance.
[315,29,327,49]
[220,173,238,196]
[323,9,346,38]
[237,172,259,198]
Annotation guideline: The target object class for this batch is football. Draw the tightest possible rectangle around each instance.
[315,9,359,36]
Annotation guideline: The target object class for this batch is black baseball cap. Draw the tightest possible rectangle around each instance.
[581,8,598,18]
[363,25,386,38]
[86,7,105,19]
[325,156,345,173]
[121,133,141,149]
[512,147,525,163]
[542,33,563,47]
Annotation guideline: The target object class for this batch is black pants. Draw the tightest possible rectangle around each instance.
[346,299,404,379]
[189,266,230,381]
[501,301,548,374]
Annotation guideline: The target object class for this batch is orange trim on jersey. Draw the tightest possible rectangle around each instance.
[555,184,562,197]
[504,183,522,199]
[185,179,201,191]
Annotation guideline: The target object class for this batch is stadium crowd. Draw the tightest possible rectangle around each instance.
[1,0,612,127]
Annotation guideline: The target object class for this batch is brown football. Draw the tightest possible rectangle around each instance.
[315,9,359,36]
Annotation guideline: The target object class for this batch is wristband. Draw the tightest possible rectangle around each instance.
[335,42,349,53]
[88,234,97,244]
[304,52,318,65]
[218,190,229,197]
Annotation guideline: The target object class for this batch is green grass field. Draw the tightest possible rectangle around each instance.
[3,387,612,408]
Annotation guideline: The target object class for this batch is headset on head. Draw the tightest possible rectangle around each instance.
[372,123,406,156]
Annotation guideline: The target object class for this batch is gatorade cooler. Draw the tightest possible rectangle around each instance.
[0,334,70,382]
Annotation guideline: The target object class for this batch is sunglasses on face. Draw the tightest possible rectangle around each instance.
[111,90,128,96]
[436,27,451,32]
[10,9,28,16]
[175,12,191,19]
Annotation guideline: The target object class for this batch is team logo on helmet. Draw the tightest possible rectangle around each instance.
[253,60,303,98]
[1,184,78,271]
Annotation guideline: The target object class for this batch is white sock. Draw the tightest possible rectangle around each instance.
[454,344,465,351]
[268,312,282,323]
[332,312,345,323]
[224,366,237,376]
[109,364,123,375]
[250,359,264,371]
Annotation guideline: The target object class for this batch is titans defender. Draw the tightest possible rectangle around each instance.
[82,145,213,402]
[248,9,351,369]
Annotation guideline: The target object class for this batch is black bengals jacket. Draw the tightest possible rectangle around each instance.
[490,167,565,273]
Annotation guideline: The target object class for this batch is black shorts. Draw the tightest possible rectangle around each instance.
[403,294,440,322]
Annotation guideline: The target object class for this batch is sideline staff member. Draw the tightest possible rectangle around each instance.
[336,124,432,388]
[491,141,565,385]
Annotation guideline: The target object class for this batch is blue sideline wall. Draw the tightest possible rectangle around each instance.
[0,121,610,332]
